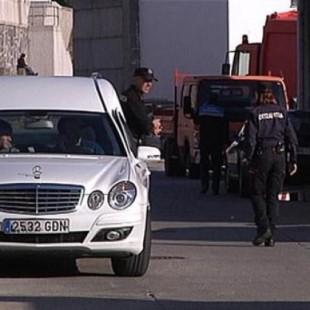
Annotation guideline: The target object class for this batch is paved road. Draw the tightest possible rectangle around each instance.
[0,161,309,309]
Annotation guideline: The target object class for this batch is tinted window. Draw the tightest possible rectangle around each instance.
[0,111,126,156]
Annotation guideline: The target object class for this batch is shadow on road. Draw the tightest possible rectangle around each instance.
[0,296,310,310]
[150,170,310,243]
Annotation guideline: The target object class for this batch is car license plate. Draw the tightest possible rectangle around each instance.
[2,219,69,234]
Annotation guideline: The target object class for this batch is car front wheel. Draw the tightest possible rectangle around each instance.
[111,211,151,277]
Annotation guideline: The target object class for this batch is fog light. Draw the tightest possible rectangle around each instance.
[91,227,133,242]
[106,230,121,241]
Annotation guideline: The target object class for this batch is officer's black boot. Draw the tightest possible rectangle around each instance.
[252,229,272,246]
[264,235,275,247]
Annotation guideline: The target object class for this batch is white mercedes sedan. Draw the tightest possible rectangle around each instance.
[0,75,160,276]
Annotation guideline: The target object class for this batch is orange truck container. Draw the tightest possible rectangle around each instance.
[227,10,297,107]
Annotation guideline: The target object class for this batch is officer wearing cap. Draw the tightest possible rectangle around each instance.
[0,119,19,153]
[243,88,298,247]
[121,67,162,146]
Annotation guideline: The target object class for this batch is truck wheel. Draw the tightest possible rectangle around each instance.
[239,164,250,197]
[164,139,177,176]
[225,172,238,193]
[111,212,151,277]
[164,139,185,177]
[189,163,200,179]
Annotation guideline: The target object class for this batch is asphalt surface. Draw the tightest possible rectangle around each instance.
[0,160,309,310]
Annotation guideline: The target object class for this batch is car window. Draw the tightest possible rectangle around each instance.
[0,111,126,156]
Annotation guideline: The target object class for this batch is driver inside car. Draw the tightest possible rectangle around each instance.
[0,119,19,153]
[56,117,104,155]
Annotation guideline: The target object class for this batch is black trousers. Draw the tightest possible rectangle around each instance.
[250,151,286,235]
[200,146,223,193]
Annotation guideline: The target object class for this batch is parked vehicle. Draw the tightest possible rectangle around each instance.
[0,75,160,276]
[159,73,288,180]
[286,110,310,184]
[223,10,297,108]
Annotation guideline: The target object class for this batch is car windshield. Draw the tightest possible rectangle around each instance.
[0,111,126,156]
[198,80,287,108]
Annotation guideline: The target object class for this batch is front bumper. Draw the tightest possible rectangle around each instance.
[0,208,148,257]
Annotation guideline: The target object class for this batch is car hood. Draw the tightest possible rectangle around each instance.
[0,156,131,193]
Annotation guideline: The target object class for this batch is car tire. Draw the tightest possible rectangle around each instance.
[189,163,200,179]
[111,211,151,277]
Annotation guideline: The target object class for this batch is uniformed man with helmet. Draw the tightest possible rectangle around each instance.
[244,87,298,246]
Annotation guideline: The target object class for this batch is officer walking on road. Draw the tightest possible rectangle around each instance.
[121,67,162,149]
[244,87,298,247]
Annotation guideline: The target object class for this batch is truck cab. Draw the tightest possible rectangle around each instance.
[226,10,297,107]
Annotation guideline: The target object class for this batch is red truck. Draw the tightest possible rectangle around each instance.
[224,10,297,108]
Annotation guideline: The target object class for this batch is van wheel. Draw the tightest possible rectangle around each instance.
[225,173,238,193]
[164,139,177,176]
[164,139,185,177]
[111,212,151,277]
[189,163,200,179]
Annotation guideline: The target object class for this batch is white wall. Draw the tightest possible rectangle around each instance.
[0,0,30,26]
[229,0,292,52]
[139,0,228,101]
[28,0,73,76]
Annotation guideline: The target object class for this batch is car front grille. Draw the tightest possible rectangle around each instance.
[0,184,83,215]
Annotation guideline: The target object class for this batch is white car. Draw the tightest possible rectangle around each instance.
[0,76,160,276]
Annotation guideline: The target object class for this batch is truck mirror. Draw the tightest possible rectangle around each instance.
[222,63,230,75]
[183,96,192,116]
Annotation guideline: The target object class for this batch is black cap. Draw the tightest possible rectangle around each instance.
[133,67,158,82]
[0,119,12,136]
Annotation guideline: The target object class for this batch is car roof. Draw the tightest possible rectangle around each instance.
[0,76,121,113]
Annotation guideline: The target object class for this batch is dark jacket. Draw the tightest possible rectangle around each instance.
[121,85,153,138]
[244,103,298,163]
[17,57,26,69]
[197,115,228,151]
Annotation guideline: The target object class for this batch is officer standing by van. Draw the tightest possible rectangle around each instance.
[121,68,162,147]
[195,92,228,195]
[244,88,298,247]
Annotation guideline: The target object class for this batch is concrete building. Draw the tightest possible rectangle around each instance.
[0,0,73,76]
[0,0,30,75]
[73,0,292,100]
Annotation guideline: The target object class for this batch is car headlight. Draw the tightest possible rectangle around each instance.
[88,190,104,210]
[108,181,136,210]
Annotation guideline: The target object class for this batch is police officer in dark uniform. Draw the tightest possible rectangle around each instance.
[195,92,228,195]
[121,68,161,148]
[244,88,298,247]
